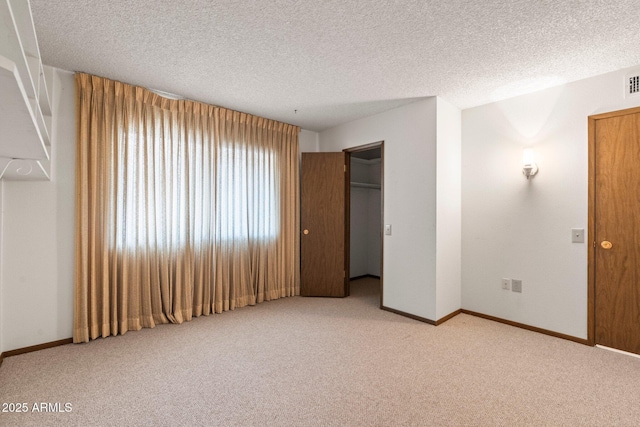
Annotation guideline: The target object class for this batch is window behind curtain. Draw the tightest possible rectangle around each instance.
[74,73,300,343]
[114,137,279,250]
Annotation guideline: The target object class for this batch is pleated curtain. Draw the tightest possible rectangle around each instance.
[74,73,300,343]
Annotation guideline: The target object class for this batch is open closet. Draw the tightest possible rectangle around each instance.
[349,147,382,281]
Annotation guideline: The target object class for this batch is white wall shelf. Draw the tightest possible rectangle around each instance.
[0,0,52,181]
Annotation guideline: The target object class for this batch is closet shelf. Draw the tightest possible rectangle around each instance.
[350,181,381,189]
[0,0,52,181]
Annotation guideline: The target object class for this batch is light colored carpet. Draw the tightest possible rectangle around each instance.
[1,277,639,426]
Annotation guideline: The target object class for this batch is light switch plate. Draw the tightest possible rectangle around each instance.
[572,228,585,243]
[384,224,392,235]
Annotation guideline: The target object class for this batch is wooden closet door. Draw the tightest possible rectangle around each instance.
[593,108,640,354]
[300,152,347,297]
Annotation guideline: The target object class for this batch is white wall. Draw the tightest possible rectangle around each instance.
[0,183,3,353]
[320,98,442,320]
[1,67,76,351]
[350,160,369,277]
[299,129,319,152]
[350,185,369,277]
[435,98,462,319]
[349,159,382,278]
[366,161,381,277]
[349,158,368,182]
[462,66,640,339]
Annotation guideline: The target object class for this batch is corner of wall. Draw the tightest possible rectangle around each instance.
[460,67,640,339]
[299,129,320,153]
[435,97,462,319]
[317,98,439,321]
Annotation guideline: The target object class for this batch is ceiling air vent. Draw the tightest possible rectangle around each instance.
[625,71,640,98]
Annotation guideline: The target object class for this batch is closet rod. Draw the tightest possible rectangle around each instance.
[350,182,381,189]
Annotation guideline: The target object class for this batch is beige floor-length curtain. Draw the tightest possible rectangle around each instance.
[74,73,300,343]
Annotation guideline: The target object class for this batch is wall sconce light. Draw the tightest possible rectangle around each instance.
[522,148,538,179]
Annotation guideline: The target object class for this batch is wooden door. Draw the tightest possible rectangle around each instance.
[300,152,347,297]
[592,107,640,354]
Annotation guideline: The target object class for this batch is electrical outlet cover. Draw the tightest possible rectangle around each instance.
[501,278,511,290]
[512,279,522,293]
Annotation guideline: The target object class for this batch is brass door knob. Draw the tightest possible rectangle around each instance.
[601,241,612,249]
[303,229,309,235]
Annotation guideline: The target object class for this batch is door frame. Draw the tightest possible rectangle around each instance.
[587,105,640,347]
[343,141,384,306]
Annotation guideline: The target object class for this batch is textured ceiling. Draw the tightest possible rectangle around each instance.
[31,0,640,132]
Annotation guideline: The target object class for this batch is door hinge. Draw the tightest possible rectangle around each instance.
[343,270,346,278]
[344,165,346,172]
